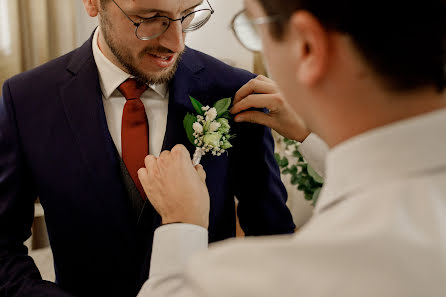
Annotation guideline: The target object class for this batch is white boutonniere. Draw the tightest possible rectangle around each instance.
[183,96,235,165]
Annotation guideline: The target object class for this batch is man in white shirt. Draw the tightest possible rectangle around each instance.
[136,0,446,296]
[0,0,297,296]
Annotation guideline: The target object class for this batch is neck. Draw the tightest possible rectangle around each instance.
[97,28,129,74]
[312,87,446,148]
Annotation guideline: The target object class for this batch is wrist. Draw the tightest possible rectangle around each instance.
[162,217,208,229]
[293,130,311,143]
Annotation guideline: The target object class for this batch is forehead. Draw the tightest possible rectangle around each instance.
[127,0,203,13]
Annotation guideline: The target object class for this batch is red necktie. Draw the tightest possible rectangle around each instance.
[119,78,149,200]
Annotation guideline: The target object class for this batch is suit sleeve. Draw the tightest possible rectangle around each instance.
[0,81,74,296]
[231,118,296,235]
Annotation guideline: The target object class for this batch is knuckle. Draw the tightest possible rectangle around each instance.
[272,94,283,105]
[159,150,170,158]
[249,78,258,89]
[172,145,190,160]
[145,155,155,164]
[171,144,185,154]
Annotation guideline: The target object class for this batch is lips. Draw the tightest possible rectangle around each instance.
[148,53,175,68]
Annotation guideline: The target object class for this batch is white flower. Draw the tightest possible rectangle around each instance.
[221,140,233,150]
[217,118,230,133]
[203,132,222,148]
[193,122,203,134]
[208,121,221,132]
[202,106,210,111]
[205,108,217,122]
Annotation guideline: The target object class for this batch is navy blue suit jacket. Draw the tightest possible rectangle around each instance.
[0,36,295,296]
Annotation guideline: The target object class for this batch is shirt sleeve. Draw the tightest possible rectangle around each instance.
[137,224,208,297]
[298,133,329,178]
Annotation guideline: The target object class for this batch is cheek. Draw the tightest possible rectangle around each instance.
[262,37,305,117]
[262,39,293,93]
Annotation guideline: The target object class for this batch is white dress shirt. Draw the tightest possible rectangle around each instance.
[138,108,446,297]
[92,27,169,157]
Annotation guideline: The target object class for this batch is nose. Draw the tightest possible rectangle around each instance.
[158,20,185,54]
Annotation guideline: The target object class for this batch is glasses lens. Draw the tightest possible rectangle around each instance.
[233,12,262,52]
[136,17,170,40]
[183,10,212,32]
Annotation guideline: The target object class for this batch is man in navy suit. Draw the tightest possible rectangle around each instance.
[0,0,294,296]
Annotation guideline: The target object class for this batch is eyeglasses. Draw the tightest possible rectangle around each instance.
[112,0,214,41]
[230,10,282,52]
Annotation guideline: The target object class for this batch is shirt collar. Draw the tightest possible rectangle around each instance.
[315,108,446,214]
[92,27,168,99]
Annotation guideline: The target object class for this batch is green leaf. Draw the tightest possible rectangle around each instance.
[304,193,313,201]
[183,113,198,146]
[308,165,324,184]
[214,98,232,117]
[274,153,281,164]
[282,168,291,175]
[293,150,303,158]
[312,187,322,206]
[280,157,289,167]
[189,96,205,116]
[219,110,233,120]
[291,175,299,185]
[290,165,298,175]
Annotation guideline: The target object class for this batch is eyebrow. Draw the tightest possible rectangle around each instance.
[133,1,204,16]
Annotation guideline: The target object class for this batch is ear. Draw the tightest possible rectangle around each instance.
[82,0,101,17]
[288,11,330,86]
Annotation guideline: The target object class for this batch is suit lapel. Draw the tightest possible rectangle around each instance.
[59,37,123,200]
[161,47,205,152]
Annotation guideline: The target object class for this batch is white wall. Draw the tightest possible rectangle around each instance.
[185,0,254,72]
[74,0,98,47]
[74,0,253,71]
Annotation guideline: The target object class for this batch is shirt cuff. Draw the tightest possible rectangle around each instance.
[299,133,329,178]
[149,223,208,277]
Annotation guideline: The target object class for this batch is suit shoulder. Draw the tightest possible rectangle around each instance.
[186,47,256,86]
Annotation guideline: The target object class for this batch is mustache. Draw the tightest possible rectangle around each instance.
[139,46,175,57]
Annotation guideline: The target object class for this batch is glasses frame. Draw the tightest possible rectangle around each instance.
[112,0,215,41]
[230,10,282,52]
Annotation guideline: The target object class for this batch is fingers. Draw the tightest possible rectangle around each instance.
[255,75,273,82]
[139,155,158,197]
[137,167,149,188]
[195,164,207,183]
[231,94,278,114]
[234,76,278,106]
[171,144,190,160]
[234,110,274,128]
[144,155,158,171]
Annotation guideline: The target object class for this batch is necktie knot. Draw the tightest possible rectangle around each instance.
[118,78,148,100]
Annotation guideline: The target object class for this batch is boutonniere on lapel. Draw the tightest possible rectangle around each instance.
[183,96,234,165]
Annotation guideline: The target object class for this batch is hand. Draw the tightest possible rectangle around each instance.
[231,75,310,142]
[137,145,210,229]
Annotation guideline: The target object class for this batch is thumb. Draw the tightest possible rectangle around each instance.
[195,164,207,183]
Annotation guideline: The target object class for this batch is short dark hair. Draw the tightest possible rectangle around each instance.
[257,0,446,92]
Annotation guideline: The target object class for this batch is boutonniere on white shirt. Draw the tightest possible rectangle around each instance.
[183,96,235,165]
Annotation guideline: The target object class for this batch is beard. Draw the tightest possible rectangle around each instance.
[100,12,184,85]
